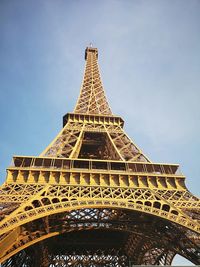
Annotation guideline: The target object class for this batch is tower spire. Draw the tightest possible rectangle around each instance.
[74,46,112,115]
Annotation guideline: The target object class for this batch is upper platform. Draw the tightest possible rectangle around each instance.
[85,47,98,60]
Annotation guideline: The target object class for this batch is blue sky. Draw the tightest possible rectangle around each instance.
[0,1,199,265]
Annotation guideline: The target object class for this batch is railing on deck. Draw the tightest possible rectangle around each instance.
[10,156,181,176]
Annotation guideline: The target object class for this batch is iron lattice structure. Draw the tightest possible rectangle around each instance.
[0,47,200,266]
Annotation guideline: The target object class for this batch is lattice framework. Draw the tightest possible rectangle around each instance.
[0,46,199,266]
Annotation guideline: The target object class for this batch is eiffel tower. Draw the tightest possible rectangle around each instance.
[0,46,200,266]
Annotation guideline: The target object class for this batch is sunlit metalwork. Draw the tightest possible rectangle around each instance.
[0,47,199,266]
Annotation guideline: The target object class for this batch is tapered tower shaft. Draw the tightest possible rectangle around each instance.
[74,47,112,115]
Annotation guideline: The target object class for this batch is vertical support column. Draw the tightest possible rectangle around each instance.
[33,243,49,267]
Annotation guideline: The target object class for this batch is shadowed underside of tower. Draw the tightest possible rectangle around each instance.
[0,47,199,267]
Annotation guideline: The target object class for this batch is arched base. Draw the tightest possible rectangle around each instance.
[2,208,200,266]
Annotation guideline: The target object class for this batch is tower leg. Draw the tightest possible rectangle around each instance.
[32,243,49,267]
[40,245,49,267]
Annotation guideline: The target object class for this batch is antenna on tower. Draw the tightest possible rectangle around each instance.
[89,42,93,48]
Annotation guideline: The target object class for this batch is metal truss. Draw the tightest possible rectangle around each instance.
[3,247,129,267]
[0,47,200,266]
[40,115,150,162]
[1,208,199,266]
[74,47,112,115]
[0,179,199,264]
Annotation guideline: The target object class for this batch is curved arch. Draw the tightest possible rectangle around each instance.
[1,211,145,263]
[0,198,199,237]
[1,232,58,264]
[1,206,199,265]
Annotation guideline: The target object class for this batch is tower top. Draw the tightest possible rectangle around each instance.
[85,46,98,60]
[75,47,111,115]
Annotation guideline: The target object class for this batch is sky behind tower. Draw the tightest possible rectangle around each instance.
[0,1,199,265]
